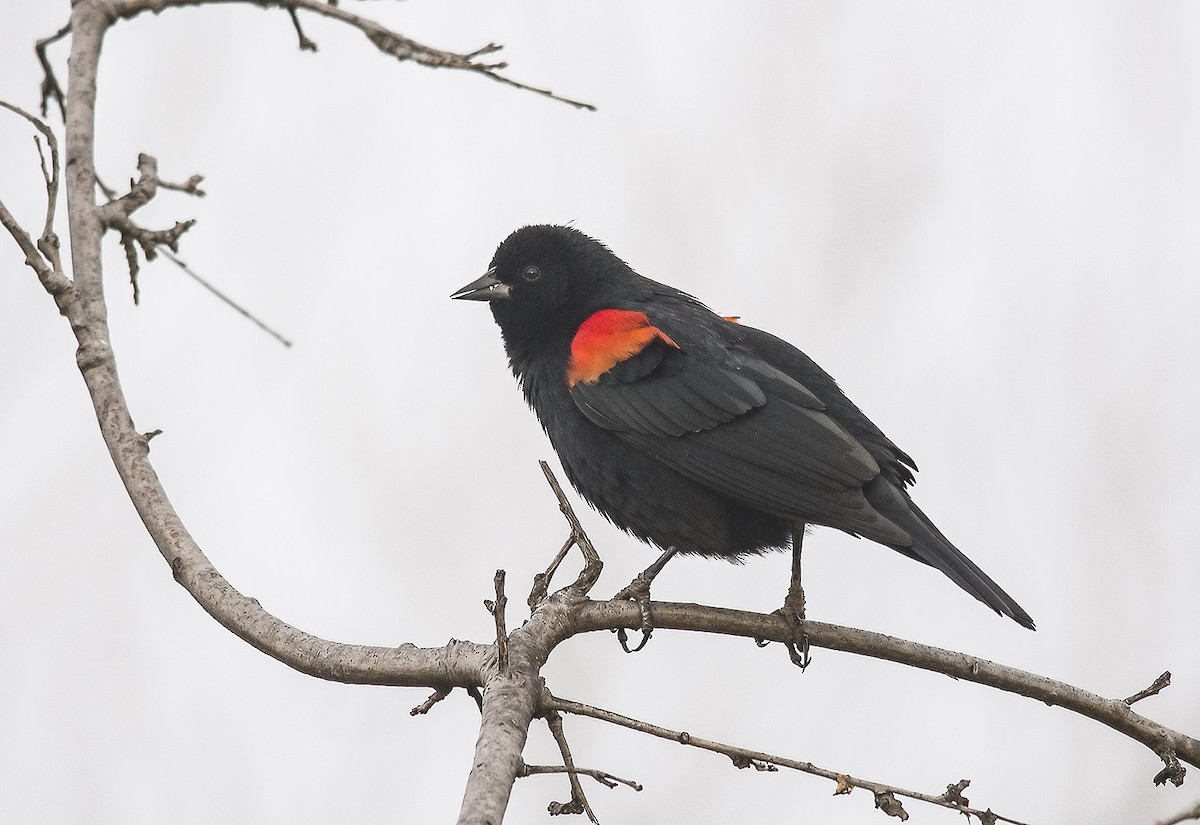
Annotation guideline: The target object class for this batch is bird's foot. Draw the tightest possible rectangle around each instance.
[774,582,811,670]
[612,546,678,653]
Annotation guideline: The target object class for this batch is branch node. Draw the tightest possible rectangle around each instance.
[730,754,777,772]
[940,778,971,807]
[873,790,909,821]
[1155,749,1186,787]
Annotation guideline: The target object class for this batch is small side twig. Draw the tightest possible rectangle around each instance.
[410,687,451,716]
[98,154,200,304]
[0,100,68,290]
[529,535,577,610]
[1126,671,1172,706]
[98,159,292,345]
[35,22,71,119]
[519,764,642,793]
[483,570,509,675]
[539,461,603,594]
[543,690,1029,825]
[287,7,319,52]
[160,249,294,348]
[542,708,599,824]
[158,174,206,197]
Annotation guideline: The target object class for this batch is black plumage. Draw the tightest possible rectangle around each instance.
[452,224,1034,630]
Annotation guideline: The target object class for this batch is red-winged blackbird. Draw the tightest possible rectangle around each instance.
[453,225,1034,630]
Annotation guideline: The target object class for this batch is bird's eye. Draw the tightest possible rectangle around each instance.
[521,265,542,282]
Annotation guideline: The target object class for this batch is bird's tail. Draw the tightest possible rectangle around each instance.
[863,478,1036,630]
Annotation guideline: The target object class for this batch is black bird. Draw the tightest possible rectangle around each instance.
[453,225,1034,630]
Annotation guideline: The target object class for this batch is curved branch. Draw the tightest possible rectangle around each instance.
[571,600,1200,777]
[57,0,489,693]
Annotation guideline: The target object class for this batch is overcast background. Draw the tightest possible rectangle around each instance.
[2,3,1199,823]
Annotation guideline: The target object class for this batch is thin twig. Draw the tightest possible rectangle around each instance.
[542,709,599,823]
[0,100,65,279]
[1126,671,1172,706]
[539,461,603,593]
[35,22,70,118]
[519,764,643,793]
[287,7,318,52]
[483,570,509,675]
[99,157,292,345]
[529,535,576,610]
[160,250,295,347]
[96,154,199,303]
[103,0,595,111]
[0,199,52,282]
[158,174,206,197]
[544,691,1029,825]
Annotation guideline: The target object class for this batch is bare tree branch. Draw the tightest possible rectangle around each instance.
[11,4,1195,824]
[539,460,604,593]
[544,691,1029,824]
[100,0,596,110]
[543,708,600,823]
[286,6,318,52]
[0,100,69,293]
[569,600,1200,781]
[50,0,493,693]
[519,763,643,793]
[35,22,70,118]
[485,570,511,675]
[159,248,294,347]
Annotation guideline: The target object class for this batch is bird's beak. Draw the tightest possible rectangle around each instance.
[451,268,512,302]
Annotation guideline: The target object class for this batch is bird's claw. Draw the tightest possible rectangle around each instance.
[776,584,811,670]
[613,576,654,653]
[611,546,678,654]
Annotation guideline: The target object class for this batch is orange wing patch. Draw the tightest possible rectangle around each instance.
[567,309,679,387]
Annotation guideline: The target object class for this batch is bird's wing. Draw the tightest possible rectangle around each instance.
[732,323,919,487]
[566,309,911,543]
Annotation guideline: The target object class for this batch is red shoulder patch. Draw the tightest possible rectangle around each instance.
[567,309,678,387]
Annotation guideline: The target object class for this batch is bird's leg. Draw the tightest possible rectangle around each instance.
[612,546,679,653]
[777,524,811,670]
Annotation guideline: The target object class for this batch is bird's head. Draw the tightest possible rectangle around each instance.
[452,224,638,359]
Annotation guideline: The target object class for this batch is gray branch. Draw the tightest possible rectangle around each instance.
[4,3,1193,824]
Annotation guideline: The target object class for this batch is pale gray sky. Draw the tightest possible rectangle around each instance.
[2,3,1199,823]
